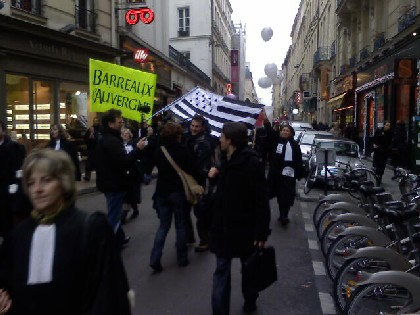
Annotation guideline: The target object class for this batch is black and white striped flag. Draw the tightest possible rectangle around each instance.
[158,87,264,137]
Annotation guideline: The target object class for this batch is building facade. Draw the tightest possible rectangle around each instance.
[282,0,420,169]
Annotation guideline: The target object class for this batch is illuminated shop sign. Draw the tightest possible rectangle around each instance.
[134,49,149,63]
[226,83,232,95]
[125,8,154,25]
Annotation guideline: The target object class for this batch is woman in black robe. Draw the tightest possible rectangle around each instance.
[0,148,131,315]
[267,125,304,225]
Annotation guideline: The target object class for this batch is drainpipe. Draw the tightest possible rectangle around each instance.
[210,0,214,90]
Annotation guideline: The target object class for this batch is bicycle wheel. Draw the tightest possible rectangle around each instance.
[316,208,350,238]
[333,257,391,312]
[345,283,412,315]
[312,200,331,226]
[326,234,373,280]
[304,168,315,194]
[320,220,355,257]
[350,168,380,187]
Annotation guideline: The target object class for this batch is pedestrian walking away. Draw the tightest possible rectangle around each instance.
[372,121,392,184]
[0,148,132,315]
[149,121,202,272]
[208,122,271,315]
[267,124,305,225]
[94,109,148,250]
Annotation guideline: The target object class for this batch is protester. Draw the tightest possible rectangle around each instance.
[391,120,408,170]
[48,124,81,181]
[0,121,28,238]
[267,124,305,225]
[95,109,147,249]
[149,121,201,272]
[0,148,132,315]
[208,122,271,314]
[372,121,392,184]
[185,115,213,252]
[121,128,142,223]
[83,117,101,182]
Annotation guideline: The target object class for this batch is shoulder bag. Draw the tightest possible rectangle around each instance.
[160,146,204,205]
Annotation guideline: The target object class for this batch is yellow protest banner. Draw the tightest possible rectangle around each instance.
[89,59,157,122]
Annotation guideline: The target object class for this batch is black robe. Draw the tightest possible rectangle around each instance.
[0,206,131,315]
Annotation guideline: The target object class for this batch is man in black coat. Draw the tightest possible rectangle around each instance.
[208,122,271,315]
[184,114,213,251]
[0,121,28,237]
[94,109,147,248]
[372,121,392,184]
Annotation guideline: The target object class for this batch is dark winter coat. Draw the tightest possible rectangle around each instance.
[123,141,142,205]
[372,128,392,176]
[267,137,304,208]
[94,127,142,193]
[185,131,213,186]
[47,137,81,181]
[210,146,271,258]
[0,205,131,315]
[153,141,201,198]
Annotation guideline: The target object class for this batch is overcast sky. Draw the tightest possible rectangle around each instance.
[229,0,301,106]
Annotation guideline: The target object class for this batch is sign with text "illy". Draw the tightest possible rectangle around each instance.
[134,49,149,63]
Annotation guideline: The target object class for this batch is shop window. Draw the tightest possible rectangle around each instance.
[6,75,54,148]
[375,86,384,126]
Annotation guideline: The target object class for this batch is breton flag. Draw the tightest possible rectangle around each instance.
[155,87,264,137]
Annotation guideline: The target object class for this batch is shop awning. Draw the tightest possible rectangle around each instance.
[327,92,346,108]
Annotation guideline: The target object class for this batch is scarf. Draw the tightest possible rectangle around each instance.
[284,142,293,161]
[30,199,73,225]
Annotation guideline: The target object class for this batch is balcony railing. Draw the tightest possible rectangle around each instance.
[169,45,210,85]
[359,45,370,61]
[373,32,386,50]
[398,6,417,32]
[330,40,336,59]
[349,55,357,68]
[75,5,96,32]
[313,46,331,67]
[12,0,42,15]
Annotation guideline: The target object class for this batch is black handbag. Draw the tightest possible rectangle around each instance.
[243,246,278,292]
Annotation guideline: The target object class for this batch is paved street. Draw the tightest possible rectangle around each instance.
[75,158,401,315]
[76,178,330,315]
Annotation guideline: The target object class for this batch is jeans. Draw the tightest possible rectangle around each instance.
[104,191,127,248]
[212,256,258,315]
[150,192,189,266]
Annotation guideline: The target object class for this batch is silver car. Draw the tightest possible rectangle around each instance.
[307,138,370,188]
[299,130,334,170]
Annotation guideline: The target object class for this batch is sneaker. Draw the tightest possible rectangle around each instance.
[243,300,257,313]
[122,236,131,245]
[195,244,209,252]
[150,262,163,273]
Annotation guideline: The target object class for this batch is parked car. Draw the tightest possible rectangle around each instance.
[290,121,313,130]
[299,130,334,170]
[306,137,369,188]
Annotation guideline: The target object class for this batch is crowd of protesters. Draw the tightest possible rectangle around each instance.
[0,109,410,314]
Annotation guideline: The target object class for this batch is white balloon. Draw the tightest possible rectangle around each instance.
[261,27,273,42]
[258,76,272,89]
[264,63,278,79]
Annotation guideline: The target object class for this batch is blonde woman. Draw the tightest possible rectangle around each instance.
[0,149,131,314]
